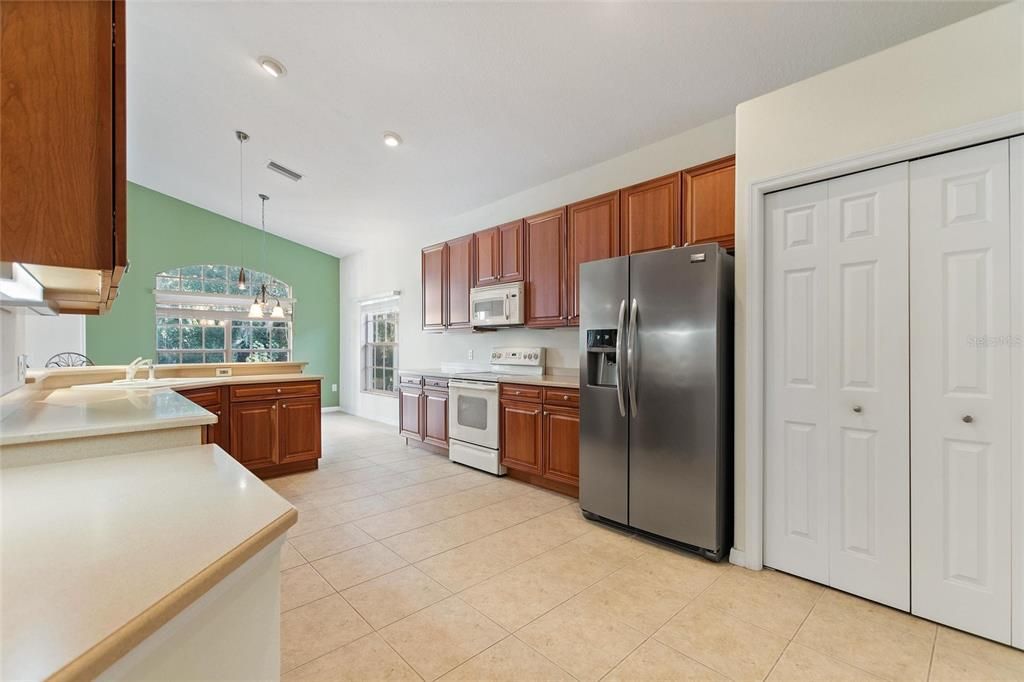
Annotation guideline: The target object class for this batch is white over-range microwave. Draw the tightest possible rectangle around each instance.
[469,282,524,327]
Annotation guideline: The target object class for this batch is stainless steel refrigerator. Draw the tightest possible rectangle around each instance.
[578,244,733,561]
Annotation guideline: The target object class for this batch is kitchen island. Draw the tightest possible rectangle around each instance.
[1,444,296,680]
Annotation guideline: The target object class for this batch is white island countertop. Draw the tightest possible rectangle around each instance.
[0,374,323,447]
[0,445,297,681]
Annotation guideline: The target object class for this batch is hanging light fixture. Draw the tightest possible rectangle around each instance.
[248,193,272,318]
[236,130,250,291]
[270,299,285,319]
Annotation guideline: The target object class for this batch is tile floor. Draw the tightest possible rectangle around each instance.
[267,414,1024,681]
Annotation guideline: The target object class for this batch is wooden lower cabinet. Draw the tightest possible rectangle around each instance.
[177,379,322,478]
[279,396,322,464]
[399,382,424,440]
[500,384,579,495]
[542,405,580,487]
[399,374,449,450]
[230,399,279,470]
[500,399,543,474]
[423,388,449,448]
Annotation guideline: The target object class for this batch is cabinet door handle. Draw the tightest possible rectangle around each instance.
[282,403,287,408]
[277,388,282,393]
[963,415,974,424]
[272,405,276,410]
[562,395,569,400]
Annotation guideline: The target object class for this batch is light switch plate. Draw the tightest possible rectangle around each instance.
[216,367,232,377]
[331,383,337,392]
[467,349,474,360]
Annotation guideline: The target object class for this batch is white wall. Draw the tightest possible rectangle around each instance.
[731,1,1024,553]
[23,314,86,369]
[340,114,737,422]
[0,309,26,397]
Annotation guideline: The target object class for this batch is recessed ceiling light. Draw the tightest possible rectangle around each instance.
[383,132,403,147]
[258,56,287,78]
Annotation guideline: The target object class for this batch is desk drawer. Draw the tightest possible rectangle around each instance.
[230,381,320,402]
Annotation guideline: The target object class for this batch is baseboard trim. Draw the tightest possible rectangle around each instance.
[321,406,342,413]
[729,547,754,569]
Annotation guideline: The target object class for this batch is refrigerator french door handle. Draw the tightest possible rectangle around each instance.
[615,299,627,417]
[627,298,638,417]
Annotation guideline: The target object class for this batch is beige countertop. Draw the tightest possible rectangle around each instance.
[0,374,322,447]
[498,374,579,389]
[1,444,296,681]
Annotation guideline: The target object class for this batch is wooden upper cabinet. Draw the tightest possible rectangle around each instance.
[1,0,127,314]
[497,220,525,282]
[473,228,500,287]
[567,192,620,325]
[683,155,736,250]
[278,396,321,464]
[446,235,473,328]
[620,173,682,255]
[421,243,447,330]
[524,208,567,328]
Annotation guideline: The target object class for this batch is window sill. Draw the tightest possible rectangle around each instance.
[361,390,398,399]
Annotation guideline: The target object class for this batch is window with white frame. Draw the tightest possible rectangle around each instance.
[154,265,294,364]
[361,300,398,395]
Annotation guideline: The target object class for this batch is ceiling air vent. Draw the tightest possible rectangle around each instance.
[266,160,303,182]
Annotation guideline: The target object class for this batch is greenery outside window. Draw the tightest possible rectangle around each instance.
[154,265,294,364]
[362,308,398,395]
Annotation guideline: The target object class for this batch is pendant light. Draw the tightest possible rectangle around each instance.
[236,130,249,291]
[248,193,271,318]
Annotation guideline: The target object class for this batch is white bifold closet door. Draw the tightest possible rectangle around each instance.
[910,139,1013,644]
[765,163,910,609]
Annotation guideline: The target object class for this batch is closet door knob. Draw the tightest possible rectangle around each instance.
[852,405,863,414]
[962,415,974,424]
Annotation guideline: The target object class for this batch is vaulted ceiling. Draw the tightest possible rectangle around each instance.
[128,1,995,256]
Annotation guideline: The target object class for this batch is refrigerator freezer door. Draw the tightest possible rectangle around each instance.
[628,246,726,551]
[579,255,630,525]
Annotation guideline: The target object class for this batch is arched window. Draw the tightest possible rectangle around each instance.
[154,265,294,364]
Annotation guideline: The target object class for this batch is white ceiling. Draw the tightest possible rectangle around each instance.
[128,1,995,257]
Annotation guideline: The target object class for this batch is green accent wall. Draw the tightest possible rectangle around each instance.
[86,183,340,407]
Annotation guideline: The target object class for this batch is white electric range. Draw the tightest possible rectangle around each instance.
[447,346,545,475]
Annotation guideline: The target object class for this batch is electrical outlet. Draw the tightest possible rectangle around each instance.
[467,349,474,360]
[216,367,232,377]
[331,383,338,392]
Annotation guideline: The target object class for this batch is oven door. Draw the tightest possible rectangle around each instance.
[448,380,499,449]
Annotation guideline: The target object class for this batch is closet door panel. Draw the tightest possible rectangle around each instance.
[826,164,910,610]
[764,182,830,583]
[911,140,1012,643]
[1011,135,1023,651]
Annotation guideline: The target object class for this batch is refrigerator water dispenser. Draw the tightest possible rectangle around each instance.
[585,329,619,387]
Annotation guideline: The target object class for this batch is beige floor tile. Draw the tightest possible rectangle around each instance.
[382,522,467,563]
[383,472,493,507]
[793,591,935,681]
[288,507,343,538]
[563,526,647,567]
[291,523,375,562]
[654,604,788,681]
[280,594,373,673]
[380,596,508,681]
[323,494,401,524]
[440,636,573,681]
[393,462,465,483]
[312,541,408,591]
[415,528,541,592]
[300,482,377,509]
[571,565,694,635]
[605,639,727,681]
[281,540,308,571]
[693,566,823,638]
[517,597,647,681]
[356,501,461,540]
[929,626,1024,681]
[283,633,420,681]
[342,565,452,628]
[281,564,335,613]
[623,544,728,596]
[364,472,422,493]
[767,643,880,681]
